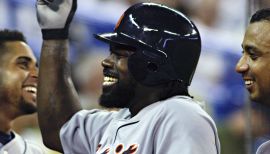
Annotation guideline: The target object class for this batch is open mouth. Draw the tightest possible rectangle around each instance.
[23,86,37,94]
[244,78,255,91]
[245,80,254,86]
[103,76,118,86]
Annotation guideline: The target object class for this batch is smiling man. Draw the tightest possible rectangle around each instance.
[235,8,270,154]
[36,0,220,153]
[0,29,43,153]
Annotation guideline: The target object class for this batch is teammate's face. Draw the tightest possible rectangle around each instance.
[235,21,270,105]
[0,41,38,114]
[99,45,136,108]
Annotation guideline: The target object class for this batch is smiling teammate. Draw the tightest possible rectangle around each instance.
[36,0,220,153]
[235,8,270,154]
[0,29,44,153]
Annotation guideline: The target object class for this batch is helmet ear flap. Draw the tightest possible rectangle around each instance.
[128,50,167,86]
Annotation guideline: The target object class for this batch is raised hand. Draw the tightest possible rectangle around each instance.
[36,0,77,39]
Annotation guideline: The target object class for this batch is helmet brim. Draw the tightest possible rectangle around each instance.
[94,33,132,48]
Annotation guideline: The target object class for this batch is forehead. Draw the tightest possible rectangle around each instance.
[0,41,36,62]
[243,21,270,49]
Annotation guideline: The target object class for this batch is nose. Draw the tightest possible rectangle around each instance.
[101,54,114,68]
[29,66,38,79]
[235,56,249,74]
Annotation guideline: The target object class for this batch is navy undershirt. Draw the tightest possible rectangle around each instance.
[0,131,14,145]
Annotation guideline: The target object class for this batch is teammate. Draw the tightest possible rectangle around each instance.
[235,8,270,154]
[36,0,220,153]
[0,29,44,153]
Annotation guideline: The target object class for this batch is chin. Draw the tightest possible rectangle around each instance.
[250,94,270,106]
[99,93,129,108]
[99,82,135,108]
[19,100,37,114]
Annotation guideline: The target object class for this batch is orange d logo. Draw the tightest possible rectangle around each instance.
[114,13,125,30]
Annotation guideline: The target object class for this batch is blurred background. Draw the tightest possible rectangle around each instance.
[1,0,270,153]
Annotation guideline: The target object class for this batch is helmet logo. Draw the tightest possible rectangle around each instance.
[114,13,125,31]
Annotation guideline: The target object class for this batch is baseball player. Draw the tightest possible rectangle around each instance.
[0,29,44,154]
[36,0,220,153]
[235,8,270,154]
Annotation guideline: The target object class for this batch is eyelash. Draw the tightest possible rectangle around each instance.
[250,54,258,60]
[242,50,258,60]
[18,61,29,69]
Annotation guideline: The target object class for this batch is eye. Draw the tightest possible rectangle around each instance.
[249,54,258,60]
[17,61,29,70]
[113,51,128,59]
[245,47,259,61]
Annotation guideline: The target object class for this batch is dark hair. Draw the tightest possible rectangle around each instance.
[0,29,27,44]
[159,80,191,101]
[250,8,270,23]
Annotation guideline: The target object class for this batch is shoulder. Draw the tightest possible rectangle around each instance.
[15,133,45,154]
[158,96,216,130]
[1,132,45,154]
[153,96,220,153]
[256,140,270,154]
[161,96,207,117]
[24,140,45,154]
[67,109,129,124]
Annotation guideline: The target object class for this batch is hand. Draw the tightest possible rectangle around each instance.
[36,0,77,39]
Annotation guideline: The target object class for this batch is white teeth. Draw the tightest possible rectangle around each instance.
[245,80,254,85]
[103,76,118,86]
[24,87,37,94]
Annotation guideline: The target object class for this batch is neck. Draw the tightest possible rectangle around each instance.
[129,85,163,116]
[0,113,13,134]
[0,104,20,134]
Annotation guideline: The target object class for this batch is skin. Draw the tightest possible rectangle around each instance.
[99,45,136,108]
[38,40,164,152]
[0,41,38,133]
[235,20,270,105]
[100,45,164,114]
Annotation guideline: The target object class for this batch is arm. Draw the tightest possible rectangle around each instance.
[36,0,81,152]
[38,40,81,151]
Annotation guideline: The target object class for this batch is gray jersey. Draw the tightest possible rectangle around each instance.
[256,140,270,154]
[0,132,45,154]
[60,96,220,154]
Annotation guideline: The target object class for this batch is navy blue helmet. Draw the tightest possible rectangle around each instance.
[95,3,201,86]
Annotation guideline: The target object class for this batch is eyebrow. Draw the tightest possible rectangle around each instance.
[17,56,38,67]
[242,44,260,54]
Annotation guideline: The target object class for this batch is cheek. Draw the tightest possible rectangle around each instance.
[117,59,129,76]
[0,70,26,89]
[0,71,25,103]
[253,62,270,89]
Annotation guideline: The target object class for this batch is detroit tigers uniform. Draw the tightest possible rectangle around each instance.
[60,96,220,154]
[256,140,270,154]
[0,132,44,154]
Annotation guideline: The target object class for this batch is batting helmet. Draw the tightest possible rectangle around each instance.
[94,3,201,86]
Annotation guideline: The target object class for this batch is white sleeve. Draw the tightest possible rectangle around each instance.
[60,109,116,154]
[154,101,220,154]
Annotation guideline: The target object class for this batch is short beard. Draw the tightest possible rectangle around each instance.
[99,79,136,108]
[19,97,37,114]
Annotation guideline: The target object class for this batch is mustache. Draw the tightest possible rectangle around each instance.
[103,68,119,78]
